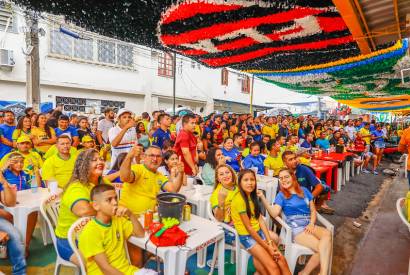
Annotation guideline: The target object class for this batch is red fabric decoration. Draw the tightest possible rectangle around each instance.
[149,223,188,247]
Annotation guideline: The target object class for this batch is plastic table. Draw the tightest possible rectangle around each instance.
[3,188,51,247]
[309,162,333,199]
[179,185,213,218]
[129,215,225,275]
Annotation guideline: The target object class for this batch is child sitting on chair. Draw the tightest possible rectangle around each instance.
[78,184,157,275]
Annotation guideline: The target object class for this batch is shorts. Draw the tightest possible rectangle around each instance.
[135,268,158,275]
[56,237,74,261]
[286,215,311,240]
[238,229,266,250]
[364,151,374,158]
[224,228,236,245]
[374,141,385,149]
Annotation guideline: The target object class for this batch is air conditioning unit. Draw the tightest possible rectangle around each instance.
[0,49,15,71]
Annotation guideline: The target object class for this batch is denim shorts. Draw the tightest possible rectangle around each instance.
[224,228,236,245]
[238,229,266,250]
[56,237,74,261]
[286,215,311,240]
[374,141,385,149]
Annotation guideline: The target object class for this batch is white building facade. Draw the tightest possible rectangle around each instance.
[0,3,316,116]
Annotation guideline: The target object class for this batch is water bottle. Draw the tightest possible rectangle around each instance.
[30,175,38,193]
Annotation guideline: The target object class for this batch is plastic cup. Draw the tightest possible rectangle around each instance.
[48,181,58,195]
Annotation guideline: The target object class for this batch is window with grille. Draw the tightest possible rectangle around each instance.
[158,52,174,77]
[0,1,15,32]
[221,68,228,86]
[97,40,115,64]
[241,75,251,94]
[49,28,134,68]
[56,96,125,114]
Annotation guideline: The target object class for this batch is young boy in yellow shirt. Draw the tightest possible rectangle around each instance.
[78,184,157,275]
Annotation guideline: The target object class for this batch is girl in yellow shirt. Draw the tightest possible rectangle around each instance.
[231,169,290,275]
[12,115,32,147]
[32,113,57,155]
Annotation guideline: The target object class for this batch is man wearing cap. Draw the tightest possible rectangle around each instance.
[55,115,79,148]
[42,135,76,188]
[0,136,43,176]
[108,108,137,168]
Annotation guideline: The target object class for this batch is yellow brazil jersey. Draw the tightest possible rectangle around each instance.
[405,191,410,223]
[242,147,250,158]
[44,145,77,160]
[119,164,168,215]
[55,181,96,238]
[41,153,76,188]
[0,150,43,176]
[79,217,138,275]
[359,128,371,145]
[231,193,260,235]
[210,184,238,223]
[262,125,276,139]
[271,124,279,135]
[287,144,298,153]
[11,129,31,142]
[263,154,284,176]
[31,127,56,154]
[194,125,202,138]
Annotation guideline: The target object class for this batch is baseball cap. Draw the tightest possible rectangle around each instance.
[117,108,133,118]
[17,136,32,144]
[81,135,94,143]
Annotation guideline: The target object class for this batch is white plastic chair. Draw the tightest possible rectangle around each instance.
[277,214,334,275]
[396,198,410,233]
[67,217,92,275]
[206,203,250,275]
[40,192,80,275]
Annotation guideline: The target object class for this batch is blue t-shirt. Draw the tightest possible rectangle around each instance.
[243,154,265,175]
[0,124,16,159]
[152,128,171,148]
[274,187,313,217]
[1,169,31,191]
[315,138,330,150]
[298,127,305,139]
[295,164,320,192]
[300,140,312,153]
[371,130,384,142]
[369,124,376,132]
[222,147,241,172]
[55,126,79,139]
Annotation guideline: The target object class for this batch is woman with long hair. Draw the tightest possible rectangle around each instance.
[201,148,225,185]
[259,168,332,275]
[76,117,94,143]
[12,115,32,147]
[231,169,290,275]
[136,121,150,149]
[32,113,57,155]
[157,150,187,185]
[54,149,105,265]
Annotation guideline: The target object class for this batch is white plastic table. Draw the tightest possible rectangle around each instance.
[3,188,51,247]
[257,175,278,228]
[179,185,213,218]
[129,215,225,275]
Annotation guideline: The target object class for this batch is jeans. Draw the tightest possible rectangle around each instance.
[0,218,26,275]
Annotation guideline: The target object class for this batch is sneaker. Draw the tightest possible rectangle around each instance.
[362,169,370,174]
[373,171,379,175]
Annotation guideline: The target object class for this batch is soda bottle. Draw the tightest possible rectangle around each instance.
[30,175,38,193]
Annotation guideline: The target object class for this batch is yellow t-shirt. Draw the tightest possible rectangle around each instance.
[210,184,238,223]
[41,153,76,188]
[231,193,260,235]
[55,181,96,238]
[11,129,31,142]
[263,154,284,176]
[287,144,298,153]
[119,164,168,215]
[262,125,276,139]
[359,128,371,145]
[242,147,250,158]
[0,150,43,176]
[271,124,279,135]
[79,217,138,275]
[194,125,202,138]
[44,145,77,160]
[31,127,56,154]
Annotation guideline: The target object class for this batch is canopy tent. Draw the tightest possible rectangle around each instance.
[11,0,410,112]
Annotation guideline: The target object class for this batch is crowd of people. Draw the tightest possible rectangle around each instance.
[0,105,403,275]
